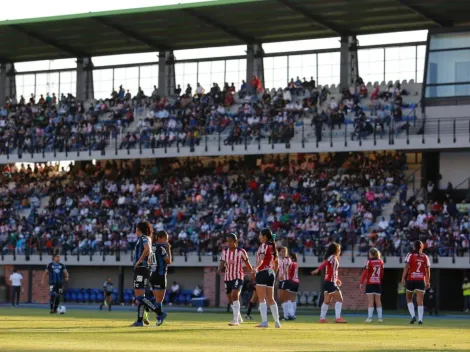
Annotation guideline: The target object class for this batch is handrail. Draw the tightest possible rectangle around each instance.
[454,176,470,190]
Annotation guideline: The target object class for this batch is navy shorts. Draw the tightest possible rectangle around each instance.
[133,266,149,290]
[288,281,299,293]
[149,273,167,291]
[365,284,382,295]
[49,284,63,296]
[278,280,290,290]
[105,291,112,297]
[256,269,276,287]
[323,281,339,294]
[406,280,425,292]
[225,279,243,294]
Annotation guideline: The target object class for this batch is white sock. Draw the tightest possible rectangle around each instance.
[232,301,240,323]
[377,307,383,319]
[407,302,415,317]
[418,305,424,321]
[281,302,288,319]
[270,303,280,322]
[259,302,268,323]
[335,302,343,319]
[320,303,329,319]
[286,301,293,317]
[368,307,374,318]
[292,301,297,316]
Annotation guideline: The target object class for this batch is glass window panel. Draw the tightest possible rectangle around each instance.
[427,49,470,84]
[425,84,470,98]
[417,45,426,59]
[430,33,470,51]
[16,74,36,98]
[359,48,385,84]
[198,62,211,74]
[59,71,76,97]
[211,60,225,73]
[264,57,274,70]
[288,55,302,68]
[398,46,416,59]
[93,69,113,100]
[139,65,158,96]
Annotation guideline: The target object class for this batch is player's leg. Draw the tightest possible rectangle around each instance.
[246,289,257,319]
[279,286,288,320]
[405,285,416,323]
[375,293,383,322]
[15,286,20,307]
[415,289,425,324]
[153,287,167,326]
[288,289,297,319]
[53,286,62,313]
[333,289,346,323]
[106,293,112,311]
[230,288,242,326]
[255,285,268,327]
[365,292,374,322]
[265,285,280,328]
[49,286,56,313]
[131,267,149,326]
[319,291,331,322]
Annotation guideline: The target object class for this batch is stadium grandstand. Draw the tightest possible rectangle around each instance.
[1,0,470,319]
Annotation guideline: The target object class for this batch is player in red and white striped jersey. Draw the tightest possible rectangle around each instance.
[286,252,300,320]
[253,228,280,328]
[360,248,384,323]
[277,247,292,320]
[218,233,253,326]
[312,242,347,323]
[401,240,431,325]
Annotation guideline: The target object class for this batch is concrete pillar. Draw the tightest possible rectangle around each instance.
[158,51,176,97]
[246,44,264,91]
[340,35,359,90]
[0,62,16,104]
[76,57,94,101]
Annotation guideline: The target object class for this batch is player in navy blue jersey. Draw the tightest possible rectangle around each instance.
[41,254,69,314]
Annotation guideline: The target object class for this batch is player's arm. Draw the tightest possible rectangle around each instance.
[401,263,409,286]
[425,267,431,289]
[359,269,368,289]
[135,241,150,267]
[244,257,253,273]
[164,244,172,265]
[41,265,49,285]
[273,257,279,273]
[63,266,70,281]
[311,260,328,275]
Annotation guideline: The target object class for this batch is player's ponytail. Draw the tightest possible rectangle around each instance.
[136,221,153,238]
[261,228,278,259]
[413,240,423,254]
[290,252,298,263]
[324,242,341,261]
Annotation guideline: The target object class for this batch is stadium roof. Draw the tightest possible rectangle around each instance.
[1,0,469,62]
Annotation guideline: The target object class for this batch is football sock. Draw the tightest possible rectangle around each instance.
[335,302,343,319]
[377,307,383,319]
[407,302,415,317]
[50,295,55,311]
[320,303,329,319]
[259,302,268,323]
[292,301,297,316]
[232,300,241,323]
[368,307,374,318]
[281,302,288,319]
[270,303,280,323]
[54,296,60,311]
[418,305,424,321]
[286,301,293,317]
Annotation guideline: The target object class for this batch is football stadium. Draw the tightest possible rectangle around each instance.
[1,0,470,351]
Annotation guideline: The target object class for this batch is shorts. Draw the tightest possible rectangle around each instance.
[365,284,382,295]
[49,284,63,295]
[133,266,149,290]
[288,281,299,293]
[278,280,290,291]
[256,269,276,287]
[105,291,113,297]
[406,280,425,292]
[225,279,244,294]
[323,281,339,294]
[149,273,167,291]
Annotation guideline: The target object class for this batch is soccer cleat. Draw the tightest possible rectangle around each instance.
[228,321,240,326]
[365,318,372,323]
[410,316,416,324]
[143,311,150,325]
[418,321,423,325]
[256,322,268,328]
[274,321,281,329]
[280,317,288,321]
[335,318,348,324]
[378,319,384,323]
[288,316,296,320]
[157,312,167,326]
[129,321,144,327]
[245,315,253,320]
[319,318,329,324]
[50,310,55,314]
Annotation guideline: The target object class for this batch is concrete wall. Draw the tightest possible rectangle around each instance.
[439,151,470,189]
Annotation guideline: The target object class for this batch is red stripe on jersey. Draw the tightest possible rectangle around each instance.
[404,252,430,281]
[256,243,275,271]
[363,259,384,284]
[221,248,248,281]
[288,262,299,283]
[324,255,339,282]
[278,257,292,281]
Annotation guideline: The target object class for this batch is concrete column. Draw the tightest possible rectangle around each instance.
[158,51,175,97]
[76,57,94,101]
[340,35,359,90]
[0,62,16,104]
[246,44,264,91]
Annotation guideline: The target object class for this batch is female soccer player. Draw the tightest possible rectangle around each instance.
[41,254,69,314]
[360,248,384,323]
[278,246,292,321]
[252,228,281,328]
[130,222,152,327]
[312,242,347,323]
[401,240,431,325]
[286,252,300,320]
[148,230,172,326]
[218,233,253,326]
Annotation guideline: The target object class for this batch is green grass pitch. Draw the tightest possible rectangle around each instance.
[0,308,469,352]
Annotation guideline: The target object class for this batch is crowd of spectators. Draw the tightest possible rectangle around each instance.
[0,76,417,156]
[0,151,407,257]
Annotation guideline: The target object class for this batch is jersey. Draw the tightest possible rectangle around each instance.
[221,248,248,281]
[150,243,169,276]
[324,255,339,283]
[288,261,299,283]
[361,259,384,285]
[46,262,66,285]
[134,235,150,268]
[256,242,275,271]
[278,257,292,281]
[405,252,430,281]
[103,281,114,293]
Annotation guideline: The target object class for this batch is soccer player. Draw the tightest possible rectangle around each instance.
[252,228,281,328]
[245,282,257,320]
[286,252,300,320]
[148,230,172,326]
[312,242,347,323]
[218,233,253,326]
[401,240,431,325]
[41,254,69,314]
[360,248,384,323]
[130,222,152,327]
[100,277,114,311]
[277,247,291,321]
